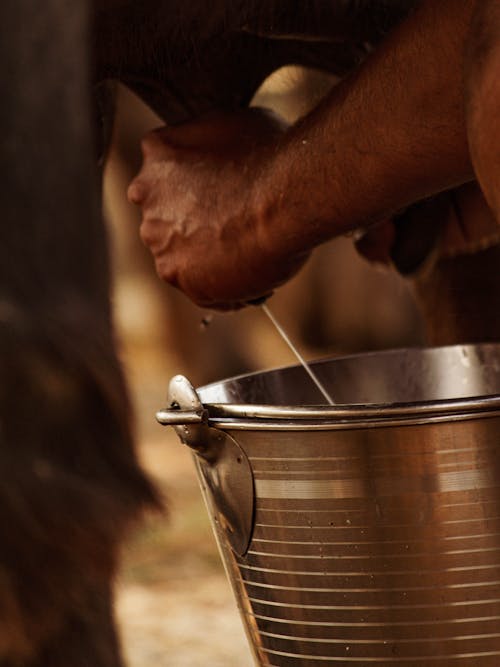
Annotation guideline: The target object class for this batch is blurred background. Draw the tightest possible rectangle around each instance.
[104,67,424,666]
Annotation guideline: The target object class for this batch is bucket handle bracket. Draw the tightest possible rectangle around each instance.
[156,375,255,556]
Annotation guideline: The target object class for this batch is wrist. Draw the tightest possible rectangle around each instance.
[251,126,351,261]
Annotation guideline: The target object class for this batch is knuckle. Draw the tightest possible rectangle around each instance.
[127,179,146,205]
[138,219,156,247]
[155,256,177,286]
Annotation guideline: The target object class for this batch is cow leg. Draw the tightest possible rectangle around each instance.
[0,1,157,664]
[28,586,121,667]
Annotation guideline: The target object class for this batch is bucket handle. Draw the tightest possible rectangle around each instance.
[156,407,205,425]
[156,375,255,556]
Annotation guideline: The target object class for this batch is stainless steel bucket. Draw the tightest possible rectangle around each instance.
[158,344,500,666]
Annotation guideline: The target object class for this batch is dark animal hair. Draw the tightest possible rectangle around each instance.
[0,1,159,663]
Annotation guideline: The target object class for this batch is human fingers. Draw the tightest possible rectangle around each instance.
[359,194,456,276]
[150,245,245,311]
[354,222,395,266]
[440,183,500,257]
[127,140,177,207]
[127,177,147,206]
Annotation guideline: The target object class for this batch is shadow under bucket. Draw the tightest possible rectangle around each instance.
[158,344,500,666]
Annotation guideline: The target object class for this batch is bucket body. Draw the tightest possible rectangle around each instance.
[161,344,500,666]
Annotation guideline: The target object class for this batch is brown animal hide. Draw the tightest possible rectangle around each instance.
[0,1,158,664]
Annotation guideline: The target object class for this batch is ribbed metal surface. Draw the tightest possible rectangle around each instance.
[206,419,500,666]
[191,346,500,666]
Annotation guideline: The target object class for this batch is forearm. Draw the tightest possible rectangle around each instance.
[259,0,476,253]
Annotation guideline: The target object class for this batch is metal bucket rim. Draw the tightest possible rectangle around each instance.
[204,395,500,421]
[197,343,500,426]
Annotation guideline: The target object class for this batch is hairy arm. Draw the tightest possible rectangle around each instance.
[263,0,476,252]
[129,0,477,309]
